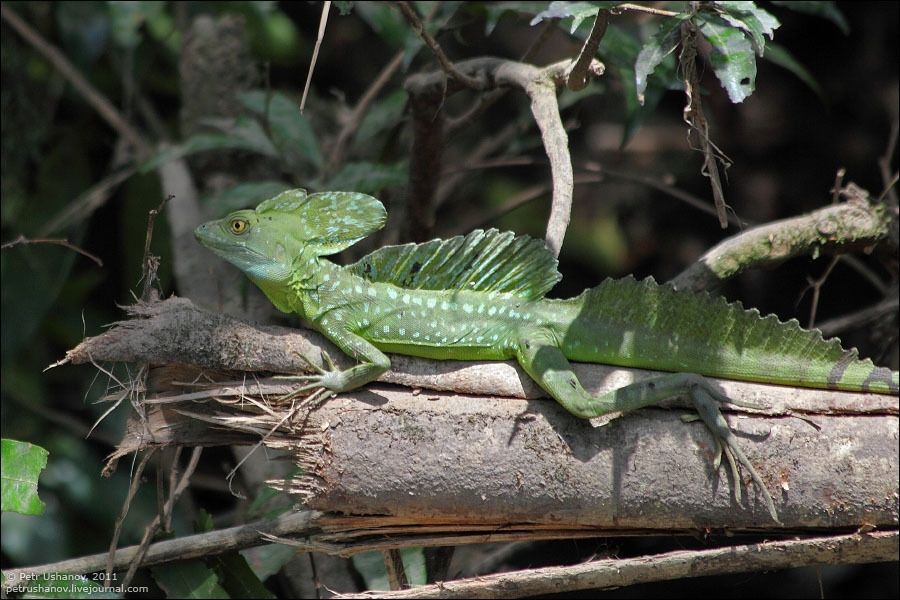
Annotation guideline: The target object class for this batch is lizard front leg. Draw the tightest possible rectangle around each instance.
[515,327,779,522]
[287,316,391,394]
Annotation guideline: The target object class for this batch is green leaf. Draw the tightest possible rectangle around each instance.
[352,551,390,591]
[695,14,757,103]
[771,1,848,34]
[152,561,229,599]
[106,1,166,49]
[715,1,780,55]
[236,90,269,115]
[635,16,685,104]
[138,116,280,173]
[334,1,354,16]
[763,42,824,98]
[209,551,275,599]
[354,2,412,49]
[241,545,297,581]
[203,181,293,213]
[353,90,407,153]
[326,161,407,195]
[530,1,621,34]
[238,91,321,170]
[400,547,427,586]
[480,1,549,35]
[1,439,49,515]
[268,93,321,169]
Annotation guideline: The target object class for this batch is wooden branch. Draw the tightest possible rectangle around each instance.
[395,1,482,89]
[123,387,899,530]
[2,511,323,581]
[0,235,104,267]
[53,297,898,416]
[405,57,603,255]
[336,531,899,599]
[565,10,608,91]
[671,193,893,291]
[55,299,898,531]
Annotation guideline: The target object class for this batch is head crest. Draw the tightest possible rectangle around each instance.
[256,189,386,255]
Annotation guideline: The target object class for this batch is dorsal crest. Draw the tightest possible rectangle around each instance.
[348,229,561,300]
[256,189,386,255]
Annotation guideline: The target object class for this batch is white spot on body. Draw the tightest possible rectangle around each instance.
[618,331,635,354]
[427,298,437,308]
[388,288,398,299]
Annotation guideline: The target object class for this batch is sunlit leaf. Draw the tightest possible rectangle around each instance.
[696,14,757,103]
[716,2,780,55]
[152,561,229,599]
[1,439,48,516]
[635,16,685,104]
[530,1,621,34]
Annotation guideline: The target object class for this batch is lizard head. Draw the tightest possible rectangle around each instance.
[194,188,387,286]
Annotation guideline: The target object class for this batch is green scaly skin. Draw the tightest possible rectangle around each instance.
[196,189,900,523]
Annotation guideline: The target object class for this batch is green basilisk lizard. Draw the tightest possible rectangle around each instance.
[195,189,899,522]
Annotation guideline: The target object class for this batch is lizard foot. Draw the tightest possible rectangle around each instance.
[687,380,780,523]
[274,350,341,395]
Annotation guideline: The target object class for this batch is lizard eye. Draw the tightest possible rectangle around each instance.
[229,219,249,235]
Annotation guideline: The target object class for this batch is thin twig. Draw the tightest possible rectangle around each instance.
[831,168,846,204]
[38,167,136,236]
[583,162,742,226]
[445,20,556,138]
[1,235,104,267]
[801,256,840,328]
[120,447,203,588]
[566,10,609,91]
[680,21,731,229]
[446,175,604,236]
[613,3,680,17]
[878,118,899,205]
[0,2,150,156]
[817,296,900,337]
[301,0,331,112]
[395,1,482,89]
[140,195,171,300]
[335,531,898,599]
[382,550,408,590]
[106,449,156,586]
[326,51,404,176]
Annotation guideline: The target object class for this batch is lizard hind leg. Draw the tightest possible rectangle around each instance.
[514,331,779,522]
